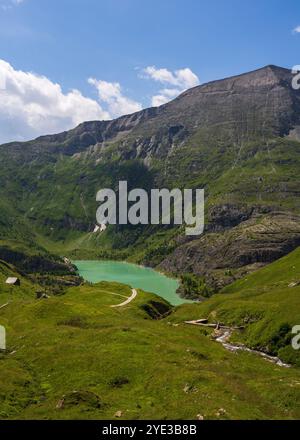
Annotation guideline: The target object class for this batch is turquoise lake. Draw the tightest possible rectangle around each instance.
[74,260,190,306]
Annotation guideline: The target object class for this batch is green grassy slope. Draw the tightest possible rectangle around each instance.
[1,122,300,297]
[174,247,300,366]
[1,134,300,258]
[0,268,300,420]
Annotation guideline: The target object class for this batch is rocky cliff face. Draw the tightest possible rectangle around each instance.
[159,209,300,290]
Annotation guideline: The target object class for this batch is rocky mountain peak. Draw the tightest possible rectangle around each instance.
[1,65,299,160]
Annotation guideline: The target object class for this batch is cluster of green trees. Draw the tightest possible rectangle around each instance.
[180,273,213,299]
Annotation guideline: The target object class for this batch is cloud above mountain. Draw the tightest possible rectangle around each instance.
[141,66,200,106]
[142,66,199,88]
[88,78,142,118]
[0,59,109,143]
[0,59,199,143]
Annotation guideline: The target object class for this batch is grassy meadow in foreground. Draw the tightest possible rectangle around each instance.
[0,253,300,420]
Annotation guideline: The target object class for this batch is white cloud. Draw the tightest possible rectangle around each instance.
[141,66,200,107]
[0,59,199,144]
[151,88,182,107]
[1,0,24,10]
[293,25,300,34]
[142,66,199,89]
[88,78,142,118]
[0,59,109,144]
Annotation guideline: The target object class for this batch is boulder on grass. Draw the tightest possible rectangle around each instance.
[56,390,102,410]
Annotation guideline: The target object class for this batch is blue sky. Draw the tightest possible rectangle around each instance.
[1,0,300,143]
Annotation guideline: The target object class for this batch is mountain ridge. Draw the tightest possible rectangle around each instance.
[0,64,297,156]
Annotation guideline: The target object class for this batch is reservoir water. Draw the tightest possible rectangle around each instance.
[74,260,190,306]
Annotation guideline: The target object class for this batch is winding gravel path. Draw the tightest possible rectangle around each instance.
[110,289,137,308]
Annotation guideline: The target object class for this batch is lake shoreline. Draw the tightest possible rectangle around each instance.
[73,259,193,306]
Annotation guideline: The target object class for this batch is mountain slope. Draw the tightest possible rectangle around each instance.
[3,65,300,162]
[0,65,300,420]
[1,65,300,291]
